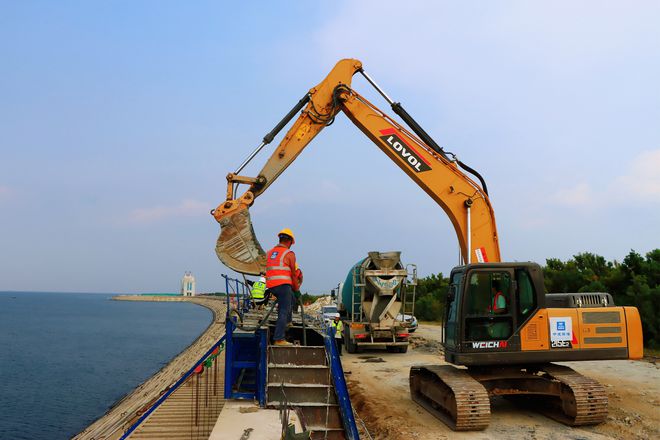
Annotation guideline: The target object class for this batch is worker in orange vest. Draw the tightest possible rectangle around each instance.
[265,228,300,346]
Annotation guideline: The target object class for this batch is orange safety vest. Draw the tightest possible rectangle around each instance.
[265,246,294,288]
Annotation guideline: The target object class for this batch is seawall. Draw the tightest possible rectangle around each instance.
[73,295,226,440]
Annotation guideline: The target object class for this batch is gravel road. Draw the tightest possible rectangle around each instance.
[345,322,660,440]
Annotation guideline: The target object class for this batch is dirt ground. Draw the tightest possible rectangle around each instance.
[344,323,660,440]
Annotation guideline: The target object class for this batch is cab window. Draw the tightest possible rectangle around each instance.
[444,272,463,347]
[446,272,463,324]
[464,271,512,341]
[516,269,536,323]
[465,271,511,315]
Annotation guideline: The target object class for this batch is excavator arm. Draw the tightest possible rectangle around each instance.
[212,59,501,274]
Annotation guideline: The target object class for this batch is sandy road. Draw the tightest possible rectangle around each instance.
[345,323,660,440]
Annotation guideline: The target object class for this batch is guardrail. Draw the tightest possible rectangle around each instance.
[221,274,251,321]
[323,323,360,440]
[119,334,227,439]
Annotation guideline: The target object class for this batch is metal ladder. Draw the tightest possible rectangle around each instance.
[351,265,364,323]
[401,264,418,318]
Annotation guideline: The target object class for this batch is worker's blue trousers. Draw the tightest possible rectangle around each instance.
[271,284,293,341]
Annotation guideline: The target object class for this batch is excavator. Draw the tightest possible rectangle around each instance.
[211,59,644,430]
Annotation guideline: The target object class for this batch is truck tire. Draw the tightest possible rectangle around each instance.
[345,327,357,354]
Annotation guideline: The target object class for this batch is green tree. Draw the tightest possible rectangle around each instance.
[544,258,588,293]
[412,251,659,347]
[413,272,450,322]
[299,292,322,306]
[415,295,444,321]
[544,250,660,348]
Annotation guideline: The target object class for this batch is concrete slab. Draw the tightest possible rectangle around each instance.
[209,401,303,440]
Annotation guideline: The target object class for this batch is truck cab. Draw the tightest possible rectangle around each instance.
[321,305,339,324]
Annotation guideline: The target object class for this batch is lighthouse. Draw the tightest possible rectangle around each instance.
[181,271,196,296]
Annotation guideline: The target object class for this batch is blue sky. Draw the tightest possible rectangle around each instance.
[1,1,659,294]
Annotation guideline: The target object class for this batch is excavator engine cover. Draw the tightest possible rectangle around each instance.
[215,206,266,275]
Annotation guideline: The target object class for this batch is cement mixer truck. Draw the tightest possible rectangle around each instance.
[337,251,417,353]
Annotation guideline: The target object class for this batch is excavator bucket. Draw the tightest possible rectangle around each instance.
[215,205,267,275]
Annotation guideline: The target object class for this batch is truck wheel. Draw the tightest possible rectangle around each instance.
[345,328,357,354]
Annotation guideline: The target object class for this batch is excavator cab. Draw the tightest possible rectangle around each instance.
[443,262,545,365]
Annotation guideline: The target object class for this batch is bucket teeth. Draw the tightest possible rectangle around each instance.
[215,206,266,275]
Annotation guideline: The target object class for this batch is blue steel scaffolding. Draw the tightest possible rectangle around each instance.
[222,274,268,407]
[221,273,359,439]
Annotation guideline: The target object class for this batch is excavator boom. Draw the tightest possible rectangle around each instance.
[213,59,500,274]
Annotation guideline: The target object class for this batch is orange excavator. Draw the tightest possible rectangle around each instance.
[212,59,644,430]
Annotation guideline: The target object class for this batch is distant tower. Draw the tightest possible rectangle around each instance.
[181,271,196,296]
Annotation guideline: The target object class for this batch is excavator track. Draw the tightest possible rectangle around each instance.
[537,364,608,426]
[410,365,490,431]
[411,363,608,431]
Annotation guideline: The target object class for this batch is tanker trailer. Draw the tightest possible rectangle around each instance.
[338,251,417,353]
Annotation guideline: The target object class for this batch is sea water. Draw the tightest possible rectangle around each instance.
[0,292,212,440]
